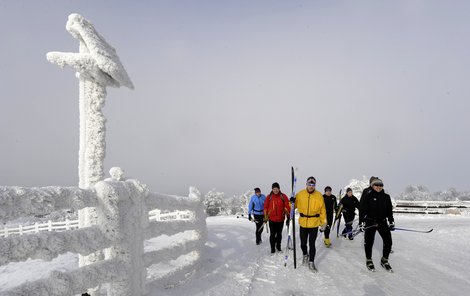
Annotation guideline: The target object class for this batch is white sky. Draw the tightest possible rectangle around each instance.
[1,0,469,197]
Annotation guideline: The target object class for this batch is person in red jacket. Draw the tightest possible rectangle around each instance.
[264,182,291,254]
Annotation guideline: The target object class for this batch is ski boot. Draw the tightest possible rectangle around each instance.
[308,261,318,273]
[366,259,375,272]
[324,238,331,248]
[381,257,393,273]
[302,255,309,265]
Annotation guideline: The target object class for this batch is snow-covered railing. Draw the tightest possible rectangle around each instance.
[0,175,206,296]
[0,219,79,237]
[0,210,191,238]
[143,188,207,289]
[394,200,470,214]
[148,209,192,222]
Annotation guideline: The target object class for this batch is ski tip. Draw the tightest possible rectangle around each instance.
[429,229,434,233]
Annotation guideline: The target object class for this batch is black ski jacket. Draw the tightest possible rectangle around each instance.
[322,194,338,218]
[339,195,359,223]
[359,188,394,224]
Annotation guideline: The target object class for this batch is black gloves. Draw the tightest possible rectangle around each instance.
[389,222,395,231]
[285,218,290,227]
[248,215,252,221]
[289,197,295,203]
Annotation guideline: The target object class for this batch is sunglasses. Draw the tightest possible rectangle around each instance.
[307,183,316,186]
[373,183,384,187]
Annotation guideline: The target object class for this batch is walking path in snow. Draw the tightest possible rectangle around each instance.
[149,215,470,296]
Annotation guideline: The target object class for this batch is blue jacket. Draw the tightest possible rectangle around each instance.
[248,194,266,215]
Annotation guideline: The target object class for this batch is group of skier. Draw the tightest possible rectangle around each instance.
[247,176,395,272]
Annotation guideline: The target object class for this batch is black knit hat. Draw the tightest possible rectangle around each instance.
[306,176,316,183]
[369,176,379,185]
[324,186,332,192]
[346,187,353,193]
[254,188,261,193]
[272,182,280,189]
[370,178,384,187]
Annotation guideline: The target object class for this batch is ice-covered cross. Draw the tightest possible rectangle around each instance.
[47,14,134,295]
[47,13,133,189]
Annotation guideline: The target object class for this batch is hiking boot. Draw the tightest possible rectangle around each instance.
[324,238,331,247]
[308,261,318,272]
[366,259,375,271]
[348,235,354,240]
[381,257,393,272]
[302,255,309,265]
[276,246,282,252]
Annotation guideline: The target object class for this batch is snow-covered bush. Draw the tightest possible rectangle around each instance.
[203,190,224,216]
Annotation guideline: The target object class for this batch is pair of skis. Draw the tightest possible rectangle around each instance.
[285,167,297,268]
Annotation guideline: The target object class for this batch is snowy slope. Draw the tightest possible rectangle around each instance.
[1,215,469,295]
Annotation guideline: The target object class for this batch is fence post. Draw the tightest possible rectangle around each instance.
[3,227,8,238]
[35,222,39,233]
[19,225,23,235]
[65,219,70,230]
[95,172,148,296]
[48,220,53,231]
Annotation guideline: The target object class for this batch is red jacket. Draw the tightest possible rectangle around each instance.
[264,192,291,222]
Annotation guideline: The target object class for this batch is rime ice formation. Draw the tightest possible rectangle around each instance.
[47,13,133,189]
[47,14,134,293]
[47,13,134,89]
[108,167,125,181]
[1,178,206,296]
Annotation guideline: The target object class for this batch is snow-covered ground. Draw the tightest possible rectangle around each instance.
[1,215,469,295]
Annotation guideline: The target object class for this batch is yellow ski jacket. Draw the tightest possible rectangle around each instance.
[295,189,327,228]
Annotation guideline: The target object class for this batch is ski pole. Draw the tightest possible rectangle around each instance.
[393,227,433,233]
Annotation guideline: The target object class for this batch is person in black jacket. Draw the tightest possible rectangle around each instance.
[322,186,337,247]
[339,188,360,240]
[359,177,395,272]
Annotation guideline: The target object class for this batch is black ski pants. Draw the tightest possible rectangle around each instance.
[324,213,333,239]
[253,214,264,243]
[299,226,319,262]
[268,220,284,252]
[364,221,393,260]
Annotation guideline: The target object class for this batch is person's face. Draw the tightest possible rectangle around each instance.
[272,188,280,194]
[373,183,384,192]
[325,190,331,196]
[347,191,353,197]
[306,180,316,192]
[255,191,261,196]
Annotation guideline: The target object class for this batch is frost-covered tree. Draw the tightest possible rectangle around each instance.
[396,185,432,201]
[203,189,225,216]
[343,176,369,199]
[225,190,252,215]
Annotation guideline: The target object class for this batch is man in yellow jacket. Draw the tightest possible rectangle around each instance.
[294,176,327,272]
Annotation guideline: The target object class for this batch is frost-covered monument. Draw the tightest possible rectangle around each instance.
[0,14,206,296]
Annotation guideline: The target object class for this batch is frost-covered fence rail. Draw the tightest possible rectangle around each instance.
[1,219,79,237]
[394,200,470,214]
[0,210,189,238]
[144,187,207,289]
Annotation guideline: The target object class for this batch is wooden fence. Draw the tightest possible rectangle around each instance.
[0,177,207,296]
